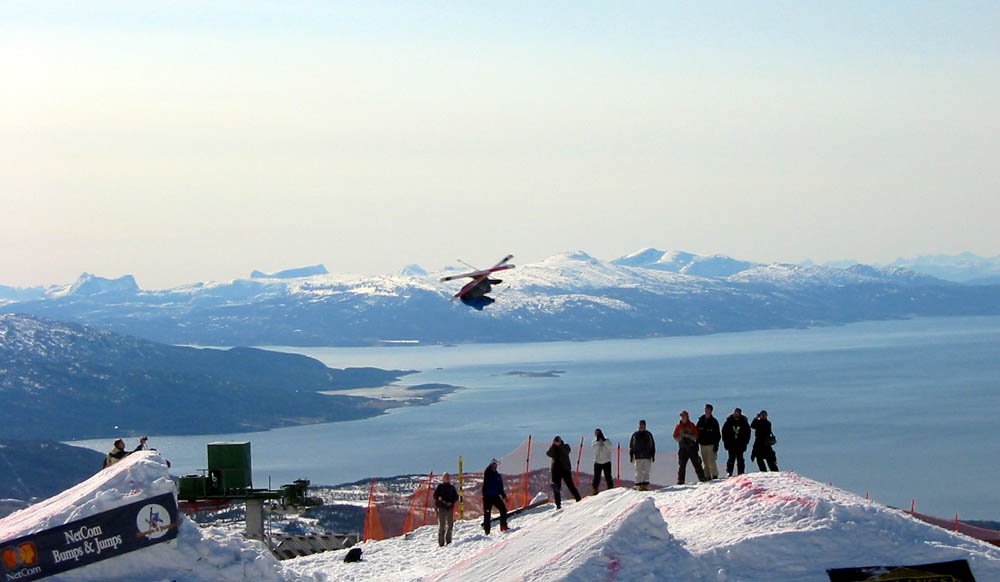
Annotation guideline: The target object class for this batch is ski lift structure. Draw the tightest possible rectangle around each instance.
[177,442,352,557]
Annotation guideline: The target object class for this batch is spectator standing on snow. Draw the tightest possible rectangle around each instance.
[592,428,614,494]
[696,404,722,480]
[750,410,779,472]
[673,411,707,484]
[433,473,459,547]
[722,407,752,476]
[481,459,509,534]
[546,436,582,509]
[629,420,655,491]
[103,436,147,469]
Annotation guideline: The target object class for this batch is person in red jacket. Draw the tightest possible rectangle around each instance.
[673,411,707,484]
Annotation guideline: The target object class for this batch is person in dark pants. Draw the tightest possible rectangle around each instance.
[722,407,752,476]
[433,473,459,546]
[481,459,509,534]
[673,410,707,484]
[546,436,582,509]
[591,428,614,494]
[750,410,779,472]
[696,404,722,480]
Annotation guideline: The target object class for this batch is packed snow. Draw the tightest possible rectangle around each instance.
[2,452,998,581]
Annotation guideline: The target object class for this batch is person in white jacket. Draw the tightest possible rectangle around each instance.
[591,428,614,494]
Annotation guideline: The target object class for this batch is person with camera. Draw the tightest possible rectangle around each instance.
[750,410,779,472]
[546,436,582,509]
[673,411,707,484]
[722,407,752,476]
[103,436,147,469]
[433,473,459,547]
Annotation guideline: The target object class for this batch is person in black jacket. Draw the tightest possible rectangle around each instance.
[750,410,779,472]
[629,420,655,491]
[481,459,508,534]
[696,404,722,480]
[546,436,582,509]
[721,407,752,476]
[433,473,459,546]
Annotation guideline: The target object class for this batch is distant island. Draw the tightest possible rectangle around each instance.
[504,370,566,378]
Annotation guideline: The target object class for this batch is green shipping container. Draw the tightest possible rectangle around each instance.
[207,442,252,494]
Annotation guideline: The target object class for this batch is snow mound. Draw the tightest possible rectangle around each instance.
[0,452,283,581]
[285,473,1000,582]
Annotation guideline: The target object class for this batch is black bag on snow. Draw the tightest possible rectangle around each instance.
[344,547,363,563]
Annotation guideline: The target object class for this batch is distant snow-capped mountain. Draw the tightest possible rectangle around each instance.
[814,252,1000,285]
[251,264,329,279]
[1,250,996,347]
[612,248,758,278]
[888,252,1000,285]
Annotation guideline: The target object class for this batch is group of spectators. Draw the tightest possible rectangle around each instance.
[431,405,780,547]
[629,405,779,488]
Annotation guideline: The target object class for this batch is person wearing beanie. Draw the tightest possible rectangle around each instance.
[481,459,509,534]
[722,407,752,476]
[750,410,779,472]
[673,411,707,484]
[433,473,459,547]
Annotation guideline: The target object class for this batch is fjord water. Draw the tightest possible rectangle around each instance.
[76,316,999,518]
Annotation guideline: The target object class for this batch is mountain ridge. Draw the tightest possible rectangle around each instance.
[1,250,997,347]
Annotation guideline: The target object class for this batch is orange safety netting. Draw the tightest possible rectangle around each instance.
[363,434,676,541]
[906,508,1000,547]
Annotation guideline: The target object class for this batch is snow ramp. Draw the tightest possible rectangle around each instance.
[0,451,282,581]
[432,488,700,581]
[653,472,1000,581]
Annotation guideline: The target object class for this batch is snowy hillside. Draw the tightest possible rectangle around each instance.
[2,454,998,581]
[1,251,998,346]
[0,313,418,440]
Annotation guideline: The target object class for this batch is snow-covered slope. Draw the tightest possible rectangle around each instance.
[285,474,1000,581]
[3,458,998,581]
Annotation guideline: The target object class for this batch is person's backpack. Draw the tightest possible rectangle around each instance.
[344,547,363,563]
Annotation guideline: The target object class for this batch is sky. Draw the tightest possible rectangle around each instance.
[2,1,998,289]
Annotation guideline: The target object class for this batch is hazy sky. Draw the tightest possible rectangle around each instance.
[2,2,998,288]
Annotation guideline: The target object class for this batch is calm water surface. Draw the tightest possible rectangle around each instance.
[72,316,999,518]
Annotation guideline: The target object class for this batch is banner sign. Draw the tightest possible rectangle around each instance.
[827,558,976,582]
[1,492,179,581]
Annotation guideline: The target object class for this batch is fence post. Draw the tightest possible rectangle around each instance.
[523,435,532,509]
[910,499,916,513]
[458,456,464,520]
[422,472,435,527]
[616,442,622,488]
[574,436,584,485]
